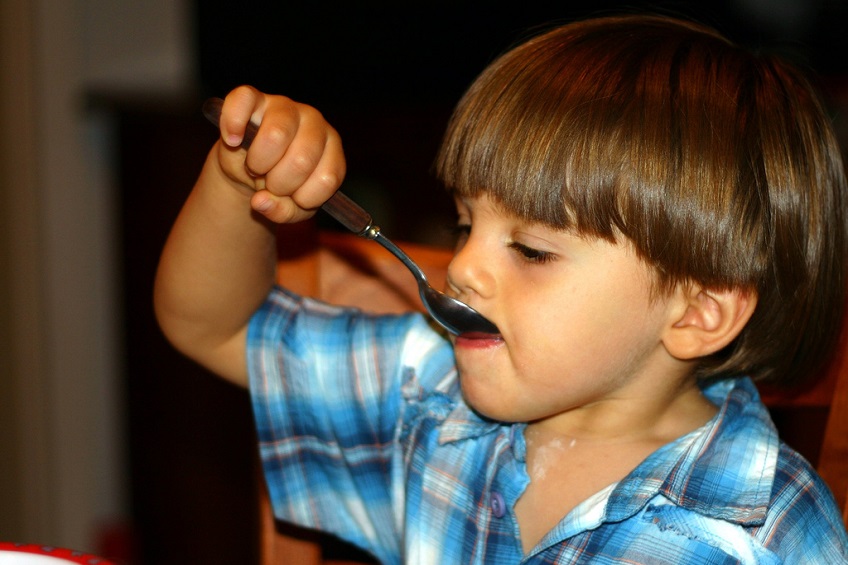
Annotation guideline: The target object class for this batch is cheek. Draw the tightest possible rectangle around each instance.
[511,286,664,375]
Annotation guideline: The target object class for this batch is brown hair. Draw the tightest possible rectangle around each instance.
[436,15,848,387]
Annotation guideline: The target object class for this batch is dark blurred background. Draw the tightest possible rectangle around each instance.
[194,0,848,243]
[126,2,848,562]
[2,1,846,564]
[198,1,848,99]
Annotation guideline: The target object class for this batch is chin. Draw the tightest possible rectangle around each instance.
[459,380,522,423]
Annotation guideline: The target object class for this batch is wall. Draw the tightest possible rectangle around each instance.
[0,0,193,552]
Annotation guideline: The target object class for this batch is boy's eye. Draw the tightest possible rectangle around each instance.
[452,224,471,244]
[509,241,554,264]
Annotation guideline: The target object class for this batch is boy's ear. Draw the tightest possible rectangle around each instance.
[663,285,758,360]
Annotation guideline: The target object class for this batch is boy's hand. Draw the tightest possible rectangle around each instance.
[215,85,346,224]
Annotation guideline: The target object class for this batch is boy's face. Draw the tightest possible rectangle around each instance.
[448,194,687,433]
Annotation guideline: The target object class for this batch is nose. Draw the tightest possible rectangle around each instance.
[446,232,495,302]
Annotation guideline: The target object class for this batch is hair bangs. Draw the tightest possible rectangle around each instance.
[436,18,769,289]
[436,29,635,240]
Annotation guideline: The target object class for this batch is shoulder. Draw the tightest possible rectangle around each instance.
[248,286,456,395]
[754,442,848,562]
[616,443,847,564]
[655,378,847,561]
[249,285,443,355]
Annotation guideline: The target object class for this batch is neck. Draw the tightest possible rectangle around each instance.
[527,376,716,447]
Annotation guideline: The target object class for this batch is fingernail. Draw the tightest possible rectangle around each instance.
[252,195,272,212]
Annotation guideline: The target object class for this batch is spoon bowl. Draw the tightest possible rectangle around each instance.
[202,98,500,336]
[370,231,500,335]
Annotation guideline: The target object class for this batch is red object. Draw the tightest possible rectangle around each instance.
[0,542,117,564]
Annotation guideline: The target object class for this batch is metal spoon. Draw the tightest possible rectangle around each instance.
[202,98,500,336]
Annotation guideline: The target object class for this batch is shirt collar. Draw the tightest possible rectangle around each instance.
[605,377,779,526]
[435,375,778,525]
[405,367,504,444]
[438,401,503,444]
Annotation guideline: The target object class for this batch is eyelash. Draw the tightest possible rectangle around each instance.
[509,242,555,264]
[452,224,555,264]
[452,224,471,236]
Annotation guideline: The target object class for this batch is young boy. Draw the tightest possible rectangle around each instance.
[155,14,848,564]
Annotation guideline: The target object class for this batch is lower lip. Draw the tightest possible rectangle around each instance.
[455,333,504,349]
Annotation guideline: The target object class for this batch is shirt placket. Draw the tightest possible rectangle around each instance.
[477,426,527,563]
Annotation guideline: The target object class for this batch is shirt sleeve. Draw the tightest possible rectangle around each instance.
[247,285,452,562]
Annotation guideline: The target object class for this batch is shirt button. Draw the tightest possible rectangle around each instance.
[490,491,506,518]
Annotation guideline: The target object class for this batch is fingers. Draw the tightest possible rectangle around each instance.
[250,139,346,223]
[242,100,300,175]
[250,191,310,224]
[251,104,340,198]
[219,85,267,148]
[216,86,346,223]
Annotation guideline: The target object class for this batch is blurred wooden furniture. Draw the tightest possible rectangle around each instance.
[259,226,848,564]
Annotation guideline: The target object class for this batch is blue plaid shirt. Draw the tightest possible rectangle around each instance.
[248,287,848,564]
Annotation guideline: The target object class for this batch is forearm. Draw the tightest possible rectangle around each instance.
[154,87,345,385]
[154,145,278,385]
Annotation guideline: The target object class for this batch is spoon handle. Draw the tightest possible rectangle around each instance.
[201,97,373,234]
[321,192,374,236]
